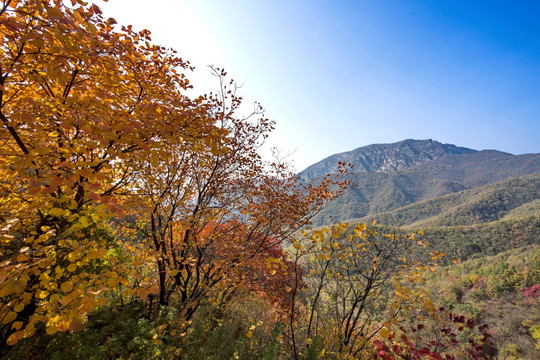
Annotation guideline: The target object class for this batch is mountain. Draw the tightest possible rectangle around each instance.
[300,139,477,180]
[299,140,540,226]
[353,173,540,228]
[299,140,540,359]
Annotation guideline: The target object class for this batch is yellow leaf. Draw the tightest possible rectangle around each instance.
[6,331,23,346]
[61,281,74,293]
[46,6,64,19]
[107,278,118,288]
[3,311,17,324]
[79,216,90,228]
[49,208,64,217]
[67,252,78,262]
[37,290,49,299]
[132,260,143,266]
[87,22,97,35]
[380,328,389,339]
[16,253,29,262]
[246,331,252,338]
[50,294,61,305]
[46,325,58,335]
[169,269,179,276]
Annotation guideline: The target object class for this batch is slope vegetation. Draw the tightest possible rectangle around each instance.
[354,173,540,227]
[309,147,540,226]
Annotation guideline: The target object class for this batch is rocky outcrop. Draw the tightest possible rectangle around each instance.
[299,139,476,180]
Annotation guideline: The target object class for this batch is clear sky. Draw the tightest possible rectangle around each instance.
[97,0,540,171]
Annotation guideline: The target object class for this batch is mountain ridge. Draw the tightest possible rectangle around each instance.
[300,139,540,226]
[353,173,540,228]
[300,139,477,179]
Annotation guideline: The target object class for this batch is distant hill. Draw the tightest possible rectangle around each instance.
[354,174,540,228]
[300,139,476,180]
[360,214,539,262]
[502,199,540,220]
[301,140,540,226]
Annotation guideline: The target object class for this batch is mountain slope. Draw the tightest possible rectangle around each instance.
[302,140,540,359]
[502,199,540,220]
[353,173,540,228]
[306,142,540,226]
[300,139,476,180]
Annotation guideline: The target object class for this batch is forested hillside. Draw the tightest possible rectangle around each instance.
[354,174,540,228]
[423,246,540,359]
[299,137,540,359]
[313,150,540,359]
[309,147,540,226]
[0,1,537,359]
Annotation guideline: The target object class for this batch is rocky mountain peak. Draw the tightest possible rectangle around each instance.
[299,139,477,180]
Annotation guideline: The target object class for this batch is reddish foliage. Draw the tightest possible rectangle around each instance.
[373,309,495,360]
[523,284,540,298]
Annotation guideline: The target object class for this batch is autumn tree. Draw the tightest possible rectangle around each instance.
[0,0,225,348]
[282,224,450,359]
[0,0,350,353]
[113,67,352,319]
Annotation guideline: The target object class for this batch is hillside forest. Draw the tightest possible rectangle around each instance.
[0,1,538,359]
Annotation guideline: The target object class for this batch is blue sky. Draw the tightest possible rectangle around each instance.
[97,0,540,171]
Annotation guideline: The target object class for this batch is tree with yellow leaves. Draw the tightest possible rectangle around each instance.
[0,0,349,353]
[0,0,219,347]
